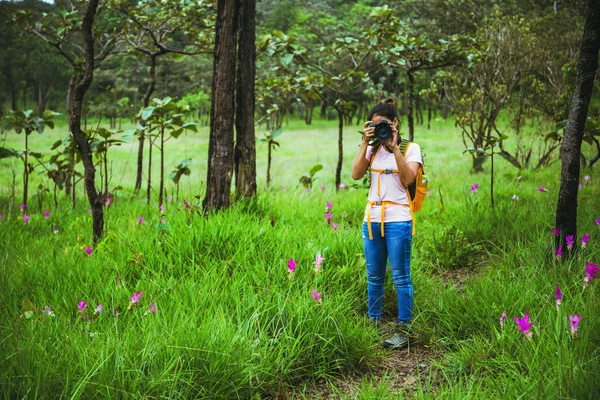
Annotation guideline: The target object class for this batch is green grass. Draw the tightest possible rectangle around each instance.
[1,116,599,398]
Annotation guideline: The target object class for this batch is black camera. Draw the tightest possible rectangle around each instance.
[369,120,393,143]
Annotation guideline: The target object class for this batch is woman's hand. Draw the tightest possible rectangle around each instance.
[362,121,375,144]
[384,126,399,150]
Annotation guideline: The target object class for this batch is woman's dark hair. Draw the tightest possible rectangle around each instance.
[367,98,398,121]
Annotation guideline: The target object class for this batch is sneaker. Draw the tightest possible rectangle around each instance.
[383,332,409,348]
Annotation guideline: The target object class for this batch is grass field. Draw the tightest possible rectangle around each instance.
[1,115,599,398]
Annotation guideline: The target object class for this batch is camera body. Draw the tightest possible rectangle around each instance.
[369,120,393,143]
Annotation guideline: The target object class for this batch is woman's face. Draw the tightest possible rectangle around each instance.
[372,114,398,128]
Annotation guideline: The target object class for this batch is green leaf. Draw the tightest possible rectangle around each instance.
[473,155,489,169]
[309,164,323,177]
[141,107,155,120]
[282,53,294,66]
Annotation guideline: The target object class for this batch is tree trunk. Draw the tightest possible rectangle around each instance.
[407,69,415,142]
[555,0,600,251]
[23,132,29,209]
[68,0,103,244]
[159,127,165,207]
[135,53,158,193]
[427,104,432,130]
[147,137,153,204]
[203,0,238,212]
[234,0,257,198]
[335,107,344,189]
[267,142,272,188]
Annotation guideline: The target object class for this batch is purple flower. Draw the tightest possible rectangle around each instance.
[104,197,112,207]
[23,214,30,223]
[149,303,158,313]
[312,289,322,303]
[305,187,311,193]
[578,183,583,190]
[137,216,145,225]
[552,228,560,237]
[581,234,590,249]
[313,253,325,274]
[514,313,534,339]
[167,195,173,202]
[584,262,599,286]
[569,314,581,338]
[555,246,563,260]
[20,203,26,210]
[566,235,574,250]
[325,212,333,224]
[596,218,600,225]
[320,185,325,192]
[338,183,345,189]
[470,183,479,193]
[94,304,103,315]
[130,291,143,304]
[538,186,548,192]
[42,306,53,316]
[584,175,590,182]
[88,209,92,214]
[78,300,87,313]
[288,258,297,273]
[0,214,3,220]
[556,286,562,307]
[160,204,165,212]
[84,246,93,256]
[500,311,506,326]
[44,210,50,219]
[325,201,333,212]
[332,223,339,231]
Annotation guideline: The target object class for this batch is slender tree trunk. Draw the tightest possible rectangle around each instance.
[407,69,415,142]
[136,53,158,193]
[23,132,29,208]
[159,127,165,207]
[267,142,272,188]
[555,0,600,251]
[234,0,257,198]
[427,104,432,130]
[203,0,238,212]
[335,107,344,189]
[147,137,153,204]
[68,0,103,243]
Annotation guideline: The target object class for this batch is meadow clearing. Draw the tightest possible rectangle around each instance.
[0,116,599,399]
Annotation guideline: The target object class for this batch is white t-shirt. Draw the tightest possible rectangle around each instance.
[363,143,422,223]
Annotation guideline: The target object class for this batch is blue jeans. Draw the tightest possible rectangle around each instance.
[362,221,413,324]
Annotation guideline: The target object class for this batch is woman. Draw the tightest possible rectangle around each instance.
[351,99,422,348]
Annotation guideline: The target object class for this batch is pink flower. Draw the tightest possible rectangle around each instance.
[313,253,325,274]
[500,311,506,326]
[566,235,574,250]
[569,314,581,338]
[88,209,92,213]
[470,183,479,193]
[325,201,333,212]
[130,291,143,304]
[320,185,325,192]
[338,183,345,189]
[0,214,3,220]
[581,234,590,249]
[584,175,590,182]
[584,262,599,286]
[305,187,311,193]
[551,228,560,237]
[538,186,548,192]
[325,212,333,224]
[596,218,600,225]
[84,246,93,256]
[514,313,534,339]
[104,197,112,207]
[19,203,26,210]
[312,289,322,303]
[149,303,158,313]
[160,204,165,212]
[94,304,103,314]
[23,214,29,223]
[287,258,297,273]
[137,216,145,225]
[332,223,339,231]
[44,210,50,219]
[555,246,563,260]
[78,300,87,313]
[555,286,562,307]
[42,306,53,316]
[167,195,173,202]
[281,185,287,192]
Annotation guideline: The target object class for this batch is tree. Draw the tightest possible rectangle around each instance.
[117,0,214,194]
[555,0,600,251]
[19,0,120,243]
[203,0,238,212]
[234,0,257,198]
